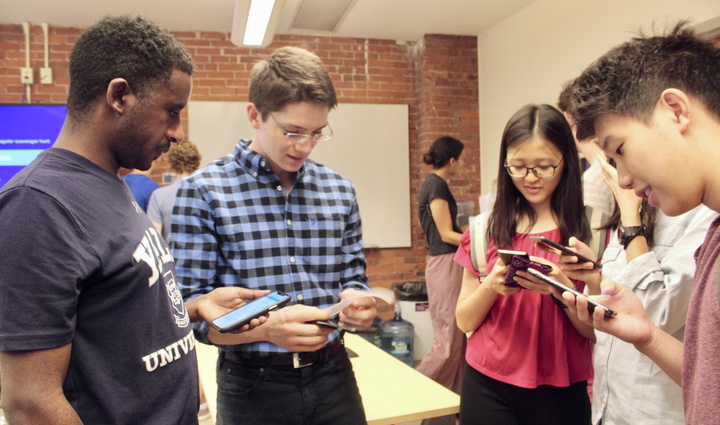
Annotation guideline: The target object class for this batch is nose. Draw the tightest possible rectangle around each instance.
[167,121,185,144]
[294,140,315,155]
[524,171,541,183]
[616,163,633,189]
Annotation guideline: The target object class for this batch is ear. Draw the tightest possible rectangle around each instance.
[247,103,263,129]
[658,88,691,134]
[106,78,132,115]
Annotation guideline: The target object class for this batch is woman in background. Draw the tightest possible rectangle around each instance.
[455,104,594,424]
[417,136,467,394]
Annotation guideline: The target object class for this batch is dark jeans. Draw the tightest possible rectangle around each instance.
[460,363,590,425]
[215,347,367,425]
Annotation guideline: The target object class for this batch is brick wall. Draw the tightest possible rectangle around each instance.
[0,23,480,289]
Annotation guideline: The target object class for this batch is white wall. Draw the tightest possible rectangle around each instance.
[477,0,720,195]
[188,102,411,248]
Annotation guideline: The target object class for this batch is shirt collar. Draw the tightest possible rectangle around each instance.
[233,139,307,180]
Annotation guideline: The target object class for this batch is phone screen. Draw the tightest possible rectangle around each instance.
[527,268,616,317]
[211,291,291,333]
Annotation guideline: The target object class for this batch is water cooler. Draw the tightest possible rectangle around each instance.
[393,282,434,363]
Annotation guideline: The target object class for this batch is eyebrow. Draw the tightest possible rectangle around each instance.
[285,122,329,133]
[599,135,622,152]
[505,156,560,163]
[167,101,187,111]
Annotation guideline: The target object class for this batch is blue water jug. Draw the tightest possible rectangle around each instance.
[380,304,414,367]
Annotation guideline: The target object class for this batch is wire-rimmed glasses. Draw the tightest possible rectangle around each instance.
[268,113,334,144]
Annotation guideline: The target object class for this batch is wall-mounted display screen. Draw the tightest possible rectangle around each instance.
[0,104,66,187]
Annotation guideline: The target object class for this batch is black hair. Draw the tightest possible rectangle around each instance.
[423,136,464,168]
[569,22,720,141]
[67,15,195,122]
[490,104,590,248]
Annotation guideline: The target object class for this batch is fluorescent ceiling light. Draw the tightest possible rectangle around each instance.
[231,0,286,47]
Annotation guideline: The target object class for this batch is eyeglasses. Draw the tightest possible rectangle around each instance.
[268,113,334,144]
[504,158,563,178]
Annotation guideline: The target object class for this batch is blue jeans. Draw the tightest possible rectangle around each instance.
[215,347,367,425]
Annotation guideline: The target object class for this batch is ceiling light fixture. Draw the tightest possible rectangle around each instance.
[231,0,286,47]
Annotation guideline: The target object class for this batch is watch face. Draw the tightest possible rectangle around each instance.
[618,227,627,240]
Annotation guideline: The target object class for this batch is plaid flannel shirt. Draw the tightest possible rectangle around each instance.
[171,140,369,357]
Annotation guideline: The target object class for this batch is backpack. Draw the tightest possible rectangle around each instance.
[468,206,608,274]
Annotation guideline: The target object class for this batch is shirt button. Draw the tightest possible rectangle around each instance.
[287,219,292,226]
[260,161,266,167]
[290,257,296,263]
[276,185,282,191]
[297,294,304,301]
[252,172,258,177]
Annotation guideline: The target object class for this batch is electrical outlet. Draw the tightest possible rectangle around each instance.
[40,68,53,85]
[20,67,34,84]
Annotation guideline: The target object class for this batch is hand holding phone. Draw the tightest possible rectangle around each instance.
[530,236,602,269]
[527,268,616,317]
[497,249,552,288]
[310,319,379,335]
[211,291,292,333]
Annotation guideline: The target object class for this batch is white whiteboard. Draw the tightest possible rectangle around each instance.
[188,102,410,248]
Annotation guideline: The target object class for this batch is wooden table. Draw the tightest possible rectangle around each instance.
[196,333,460,424]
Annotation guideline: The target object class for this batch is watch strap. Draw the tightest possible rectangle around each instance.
[619,225,646,249]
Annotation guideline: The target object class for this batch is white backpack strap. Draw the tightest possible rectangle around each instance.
[586,205,609,260]
[469,212,490,274]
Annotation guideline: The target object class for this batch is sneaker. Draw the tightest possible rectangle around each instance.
[198,403,211,421]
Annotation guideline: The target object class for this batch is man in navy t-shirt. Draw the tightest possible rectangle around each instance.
[0,16,267,425]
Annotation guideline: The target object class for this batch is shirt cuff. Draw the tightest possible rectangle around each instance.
[192,321,211,345]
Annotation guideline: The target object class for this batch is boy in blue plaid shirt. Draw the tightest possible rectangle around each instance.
[172,46,375,425]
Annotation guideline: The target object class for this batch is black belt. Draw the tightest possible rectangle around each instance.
[222,339,343,369]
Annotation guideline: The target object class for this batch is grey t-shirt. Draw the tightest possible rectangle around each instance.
[147,179,182,241]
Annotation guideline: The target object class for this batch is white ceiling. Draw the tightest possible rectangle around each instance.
[0,0,538,42]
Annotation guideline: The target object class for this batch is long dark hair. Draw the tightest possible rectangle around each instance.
[489,104,590,248]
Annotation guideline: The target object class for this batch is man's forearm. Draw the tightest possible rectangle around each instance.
[634,324,684,385]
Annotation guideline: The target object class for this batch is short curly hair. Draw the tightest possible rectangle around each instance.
[67,15,195,121]
[568,22,720,141]
[168,141,201,174]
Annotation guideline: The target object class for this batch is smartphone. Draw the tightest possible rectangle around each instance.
[504,254,553,288]
[497,249,529,265]
[530,236,602,269]
[310,320,379,335]
[211,291,291,333]
[527,268,616,317]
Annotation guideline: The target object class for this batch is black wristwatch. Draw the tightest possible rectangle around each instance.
[618,225,647,249]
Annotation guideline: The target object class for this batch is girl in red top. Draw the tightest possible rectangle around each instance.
[455,104,594,424]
